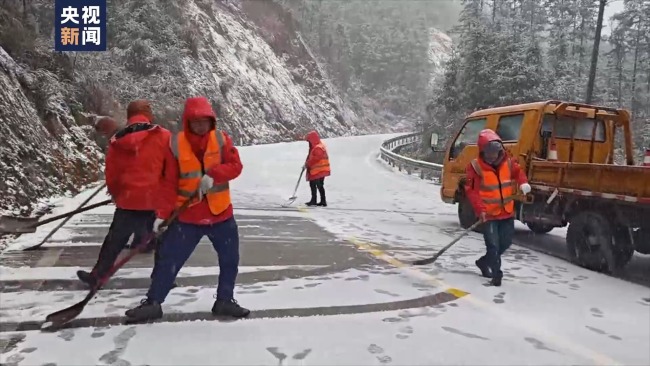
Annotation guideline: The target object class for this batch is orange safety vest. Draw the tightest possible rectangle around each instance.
[170,130,231,215]
[470,158,514,216]
[308,143,331,176]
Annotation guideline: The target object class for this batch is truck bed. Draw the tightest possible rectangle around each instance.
[528,161,650,202]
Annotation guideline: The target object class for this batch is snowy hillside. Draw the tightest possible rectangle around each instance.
[80,0,372,143]
[0,47,103,215]
[0,0,453,215]
[427,28,453,91]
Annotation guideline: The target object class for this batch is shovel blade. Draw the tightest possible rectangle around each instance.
[281,196,298,208]
[411,255,439,266]
[43,291,94,330]
[0,215,39,234]
[43,302,85,329]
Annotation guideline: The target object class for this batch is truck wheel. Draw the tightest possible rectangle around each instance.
[526,222,554,234]
[566,211,610,272]
[633,229,650,255]
[458,197,478,230]
[609,227,635,271]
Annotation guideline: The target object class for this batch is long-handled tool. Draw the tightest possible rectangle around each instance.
[41,192,197,331]
[411,221,482,265]
[0,199,112,235]
[281,166,306,207]
[22,183,107,251]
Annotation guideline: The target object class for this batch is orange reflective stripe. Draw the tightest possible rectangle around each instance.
[172,130,232,215]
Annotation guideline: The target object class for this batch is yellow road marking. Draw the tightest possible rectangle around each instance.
[346,236,621,366]
[348,237,468,298]
[294,207,620,364]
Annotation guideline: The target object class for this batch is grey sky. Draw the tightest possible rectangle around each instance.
[603,0,625,34]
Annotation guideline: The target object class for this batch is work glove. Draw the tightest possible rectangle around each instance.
[198,174,214,201]
[153,218,166,232]
[520,183,532,195]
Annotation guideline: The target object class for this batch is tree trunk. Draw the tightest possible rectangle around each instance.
[630,27,641,120]
[617,50,623,106]
[585,0,606,104]
[578,9,585,78]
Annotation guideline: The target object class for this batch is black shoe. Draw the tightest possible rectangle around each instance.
[211,299,250,318]
[125,298,163,322]
[490,277,502,286]
[76,270,97,288]
[317,201,327,207]
[475,258,492,278]
[305,201,317,206]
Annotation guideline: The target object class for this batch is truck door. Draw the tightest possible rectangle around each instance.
[442,117,488,201]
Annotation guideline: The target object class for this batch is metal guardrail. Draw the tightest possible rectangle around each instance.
[379,132,443,182]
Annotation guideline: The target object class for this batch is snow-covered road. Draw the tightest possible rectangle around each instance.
[1,134,648,365]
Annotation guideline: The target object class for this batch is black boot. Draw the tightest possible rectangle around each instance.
[211,299,250,318]
[317,192,327,207]
[475,257,492,278]
[125,298,163,322]
[77,270,97,288]
[490,277,502,286]
[305,200,317,206]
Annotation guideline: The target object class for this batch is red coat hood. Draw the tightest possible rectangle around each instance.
[305,130,321,146]
[109,115,160,153]
[477,129,502,152]
[181,97,218,158]
[182,97,216,131]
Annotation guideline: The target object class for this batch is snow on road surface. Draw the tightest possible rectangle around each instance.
[1,134,649,365]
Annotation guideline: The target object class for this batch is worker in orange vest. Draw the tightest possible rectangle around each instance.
[304,130,331,206]
[464,129,530,286]
[124,96,249,322]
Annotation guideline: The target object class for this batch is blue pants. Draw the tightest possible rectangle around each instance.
[479,217,515,279]
[147,217,240,303]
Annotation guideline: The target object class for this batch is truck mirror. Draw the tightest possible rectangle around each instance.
[430,133,439,148]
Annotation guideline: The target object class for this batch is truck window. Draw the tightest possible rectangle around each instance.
[496,114,524,141]
[450,118,487,159]
[541,114,606,142]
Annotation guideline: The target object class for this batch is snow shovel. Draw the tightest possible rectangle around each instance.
[0,199,112,235]
[411,220,482,265]
[281,166,306,207]
[23,183,107,251]
[41,191,198,331]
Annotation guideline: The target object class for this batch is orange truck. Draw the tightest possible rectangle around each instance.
[432,100,650,273]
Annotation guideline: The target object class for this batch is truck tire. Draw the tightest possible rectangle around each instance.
[566,211,610,272]
[610,227,635,271]
[526,222,554,234]
[458,197,478,230]
[633,229,650,255]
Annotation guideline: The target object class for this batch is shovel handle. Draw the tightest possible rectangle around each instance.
[31,199,112,228]
[289,166,306,197]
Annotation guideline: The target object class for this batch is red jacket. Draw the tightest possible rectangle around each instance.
[156,97,243,225]
[105,115,173,211]
[464,129,528,221]
[305,131,331,181]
